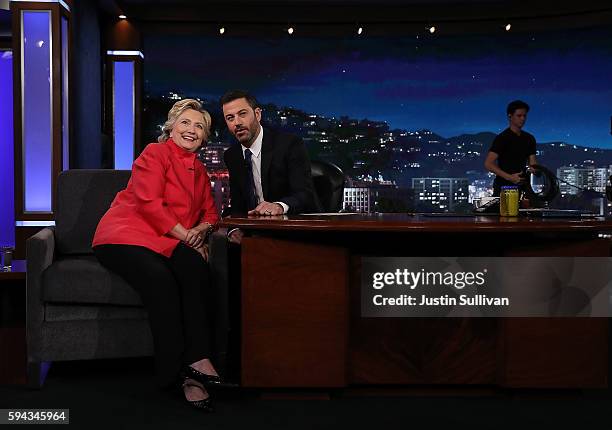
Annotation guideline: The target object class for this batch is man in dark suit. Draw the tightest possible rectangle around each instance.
[221,90,319,242]
[215,91,319,378]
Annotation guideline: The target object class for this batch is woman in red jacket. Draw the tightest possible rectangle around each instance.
[93,99,220,412]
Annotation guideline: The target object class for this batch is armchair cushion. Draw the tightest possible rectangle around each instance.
[42,255,142,306]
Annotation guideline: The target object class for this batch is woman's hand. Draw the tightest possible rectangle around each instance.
[170,222,213,248]
[184,222,213,248]
[184,227,204,249]
[194,243,209,261]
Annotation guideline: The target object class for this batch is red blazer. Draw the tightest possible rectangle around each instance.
[93,139,219,257]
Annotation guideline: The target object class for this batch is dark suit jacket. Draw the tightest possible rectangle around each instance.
[223,128,320,215]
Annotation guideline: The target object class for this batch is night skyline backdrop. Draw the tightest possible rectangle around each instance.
[144,25,612,149]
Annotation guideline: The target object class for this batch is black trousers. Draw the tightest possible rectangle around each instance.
[94,243,214,387]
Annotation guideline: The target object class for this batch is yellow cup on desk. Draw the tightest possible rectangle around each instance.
[500,186,519,216]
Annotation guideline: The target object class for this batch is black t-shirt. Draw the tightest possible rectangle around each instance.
[489,128,536,192]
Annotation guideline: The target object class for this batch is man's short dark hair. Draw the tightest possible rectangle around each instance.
[220,90,259,110]
[506,100,530,116]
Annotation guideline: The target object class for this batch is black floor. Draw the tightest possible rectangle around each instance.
[0,358,610,429]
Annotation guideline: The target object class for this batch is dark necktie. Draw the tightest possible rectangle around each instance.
[244,149,258,210]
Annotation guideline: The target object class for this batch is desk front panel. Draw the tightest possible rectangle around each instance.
[227,216,610,388]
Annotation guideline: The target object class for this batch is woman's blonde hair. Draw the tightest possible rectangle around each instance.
[157,98,212,143]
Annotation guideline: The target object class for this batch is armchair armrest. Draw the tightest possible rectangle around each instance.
[27,227,55,278]
[26,227,56,362]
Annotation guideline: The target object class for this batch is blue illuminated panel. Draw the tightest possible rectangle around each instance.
[22,11,53,212]
[113,61,135,169]
[61,15,69,170]
[0,51,15,247]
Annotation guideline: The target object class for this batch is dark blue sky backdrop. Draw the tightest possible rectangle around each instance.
[144,26,612,148]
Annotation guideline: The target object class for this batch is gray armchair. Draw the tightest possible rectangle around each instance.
[26,169,153,388]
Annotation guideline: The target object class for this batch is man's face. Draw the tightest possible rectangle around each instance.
[222,98,261,147]
[509,108,528,130]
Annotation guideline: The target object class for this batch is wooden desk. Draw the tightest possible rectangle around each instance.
[220,214,611,389]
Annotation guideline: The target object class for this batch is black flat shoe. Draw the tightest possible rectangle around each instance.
[182,380,215,413]
[182,365,223,387]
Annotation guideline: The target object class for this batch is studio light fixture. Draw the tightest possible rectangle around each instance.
[429,26,436,34]
[357,26,363,35]
[118,14,127,19]
[219,26,225,35]
[288,26,294,35]
[505,23,512,31]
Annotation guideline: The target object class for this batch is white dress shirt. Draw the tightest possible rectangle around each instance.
[241,126,289,214]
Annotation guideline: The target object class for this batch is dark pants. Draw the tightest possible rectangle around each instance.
[94,243,214,387]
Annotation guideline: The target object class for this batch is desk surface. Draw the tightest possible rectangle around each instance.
[219,213,612,233]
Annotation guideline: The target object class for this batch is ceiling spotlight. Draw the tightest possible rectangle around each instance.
[505,23,512,31]
[288,27,294,35]
[357,26,363,35]
[429,26,436,34]
[219,26,225,35]
[118,14,127,19]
